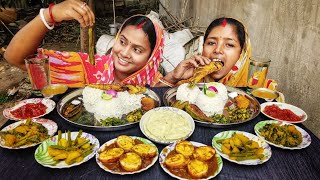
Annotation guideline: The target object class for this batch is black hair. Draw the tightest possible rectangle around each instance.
[204,17,246,51]
[120,16,156,53]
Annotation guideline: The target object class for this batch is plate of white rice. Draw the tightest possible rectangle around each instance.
[57,86,160,131]
[163,83,260,128]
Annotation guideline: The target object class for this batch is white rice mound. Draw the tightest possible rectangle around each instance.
[82,86,144,122]
[195,82,228,116]
[176,83,200,104]
[82,86,104,113]
[207,82,228,102]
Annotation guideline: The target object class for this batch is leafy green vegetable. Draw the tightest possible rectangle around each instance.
[210,107,250,124]
[74,113,95,126]
[100,117,126,126]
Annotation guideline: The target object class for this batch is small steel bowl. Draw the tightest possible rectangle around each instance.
[250,88,279,101]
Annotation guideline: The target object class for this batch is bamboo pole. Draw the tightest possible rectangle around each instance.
[112,0,116,26]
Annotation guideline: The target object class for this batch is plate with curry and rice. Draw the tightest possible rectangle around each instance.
[163,82,260,128]
[57,84,161,131]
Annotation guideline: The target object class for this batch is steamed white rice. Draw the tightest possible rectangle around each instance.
[82,86,144,122]
[176,82,228,116]
[82,86,104,112]
[206,82,228,102]
[176,83,200,104]
[195,92,226,116]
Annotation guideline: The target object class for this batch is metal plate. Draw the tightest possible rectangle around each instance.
[57,88,161,131]
[163,84,260,128]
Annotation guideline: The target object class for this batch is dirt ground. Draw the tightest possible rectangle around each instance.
[0,58,29,127]
[0,42,81,127]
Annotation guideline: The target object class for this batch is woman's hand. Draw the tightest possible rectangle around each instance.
[170,55,212,82]
[51,0,95,27]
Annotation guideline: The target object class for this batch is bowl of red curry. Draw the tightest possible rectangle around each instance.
[260,102,307,123]
[3,98,56,121]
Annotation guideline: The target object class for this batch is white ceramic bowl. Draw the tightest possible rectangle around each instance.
[139,107,195,144]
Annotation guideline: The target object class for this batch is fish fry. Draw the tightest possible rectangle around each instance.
[176,61,223,86]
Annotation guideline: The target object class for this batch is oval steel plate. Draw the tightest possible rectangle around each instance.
[57,88,161,131]
[163,84,260,128]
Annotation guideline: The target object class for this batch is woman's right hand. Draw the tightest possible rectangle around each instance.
[51,0,95,27]
[171,55,212,81]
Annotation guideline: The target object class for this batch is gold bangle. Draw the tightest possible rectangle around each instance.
[159,77,174,87]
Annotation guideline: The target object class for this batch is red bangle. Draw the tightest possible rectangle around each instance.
[49,3,58,26]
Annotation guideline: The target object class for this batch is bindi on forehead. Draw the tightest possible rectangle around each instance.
[221,18,227,27]
[136,21,146,29]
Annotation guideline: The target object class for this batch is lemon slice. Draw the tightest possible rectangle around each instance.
[206,90,217,97]
[101,93,112,100]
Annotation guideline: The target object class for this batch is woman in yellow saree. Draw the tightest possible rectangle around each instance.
[165,17,279,91]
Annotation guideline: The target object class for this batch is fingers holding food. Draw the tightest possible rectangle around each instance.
[52,0,95,27]
[193,55,212,66]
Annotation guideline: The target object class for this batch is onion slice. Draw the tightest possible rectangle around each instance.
[208,86,218,93]
[106,90,118,97]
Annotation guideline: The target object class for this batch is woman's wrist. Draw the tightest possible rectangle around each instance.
[163,72,179,85]
[42,8,53,24]
[39,8,54,30]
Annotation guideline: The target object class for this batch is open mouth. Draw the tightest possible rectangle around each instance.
[212,58,224,66]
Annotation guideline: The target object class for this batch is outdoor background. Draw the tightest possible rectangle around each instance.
[160,0,320,138]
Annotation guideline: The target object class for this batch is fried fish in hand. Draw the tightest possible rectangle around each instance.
[176,61,223,86]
